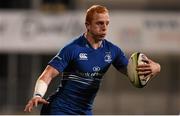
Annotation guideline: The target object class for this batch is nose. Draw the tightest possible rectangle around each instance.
[102,24,107,31]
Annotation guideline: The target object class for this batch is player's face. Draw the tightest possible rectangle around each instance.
[87,13,110,40]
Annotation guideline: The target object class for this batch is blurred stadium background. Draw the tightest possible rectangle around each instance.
[0,0,180,115]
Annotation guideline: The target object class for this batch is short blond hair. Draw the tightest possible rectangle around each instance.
[85,5,109,23]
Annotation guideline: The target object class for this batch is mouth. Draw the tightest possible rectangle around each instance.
[100,33,106,37]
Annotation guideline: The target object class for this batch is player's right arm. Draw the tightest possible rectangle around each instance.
[24,44,74,112]
[24,65,60,112]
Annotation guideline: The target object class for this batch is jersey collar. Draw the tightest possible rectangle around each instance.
[81,33,105,49]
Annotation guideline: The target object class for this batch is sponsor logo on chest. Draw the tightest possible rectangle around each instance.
[79,53,88,60]
[93,66,101,72]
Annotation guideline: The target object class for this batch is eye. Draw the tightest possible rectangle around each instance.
[106,21,109,26]
[96,21,109,26]
[96,21,104,25]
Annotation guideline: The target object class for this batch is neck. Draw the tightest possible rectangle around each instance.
[84,32,103,49]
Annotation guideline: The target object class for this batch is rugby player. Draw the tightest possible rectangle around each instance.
[24,5,161,115]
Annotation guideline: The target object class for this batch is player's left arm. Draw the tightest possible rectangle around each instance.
[113,46,161,78]
[118,58,161,79]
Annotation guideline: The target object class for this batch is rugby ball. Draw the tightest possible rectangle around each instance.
[127,52,151,88]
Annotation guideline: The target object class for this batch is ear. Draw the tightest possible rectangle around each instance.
[85,22,90,32]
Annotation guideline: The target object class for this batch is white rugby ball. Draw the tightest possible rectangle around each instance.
[127,52,151,88]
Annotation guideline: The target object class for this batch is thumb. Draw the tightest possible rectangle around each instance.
[40,99,49,104]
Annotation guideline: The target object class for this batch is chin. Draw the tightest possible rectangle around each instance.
[93,34,106,40]
[97,36,105,40]
[97,38,104,41]
[100,36,106,40]
[99,34,106,38]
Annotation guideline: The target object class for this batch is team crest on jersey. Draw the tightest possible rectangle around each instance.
[104,52,112,63]
[79,53,88,60]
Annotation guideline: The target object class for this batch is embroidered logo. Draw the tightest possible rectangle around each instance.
[93,66,101,72]
[79,53,88,60]
[104,52,112,63]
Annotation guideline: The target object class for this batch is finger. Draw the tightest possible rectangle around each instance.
[35,99,38,107]
[137,64,150,68]
[25,103,33,112]
[24,105,29,112]
[29,102,34,112]
[24,104,28,111]
[136,67,151,71]
[24,102,33,112]
[138,70,151,75]
[28,106,33,112]
[40,99,49,104]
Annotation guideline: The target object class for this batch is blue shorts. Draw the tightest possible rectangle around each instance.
[40,93,93,115]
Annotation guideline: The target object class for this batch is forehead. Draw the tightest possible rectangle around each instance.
[92,13,110,22]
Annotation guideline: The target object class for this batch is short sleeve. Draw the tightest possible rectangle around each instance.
[112,47,128,70]
[48,46,73,72]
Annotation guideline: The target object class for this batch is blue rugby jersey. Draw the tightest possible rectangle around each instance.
[45,34,128,114]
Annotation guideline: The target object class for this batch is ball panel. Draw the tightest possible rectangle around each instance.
[127,52,138,83]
